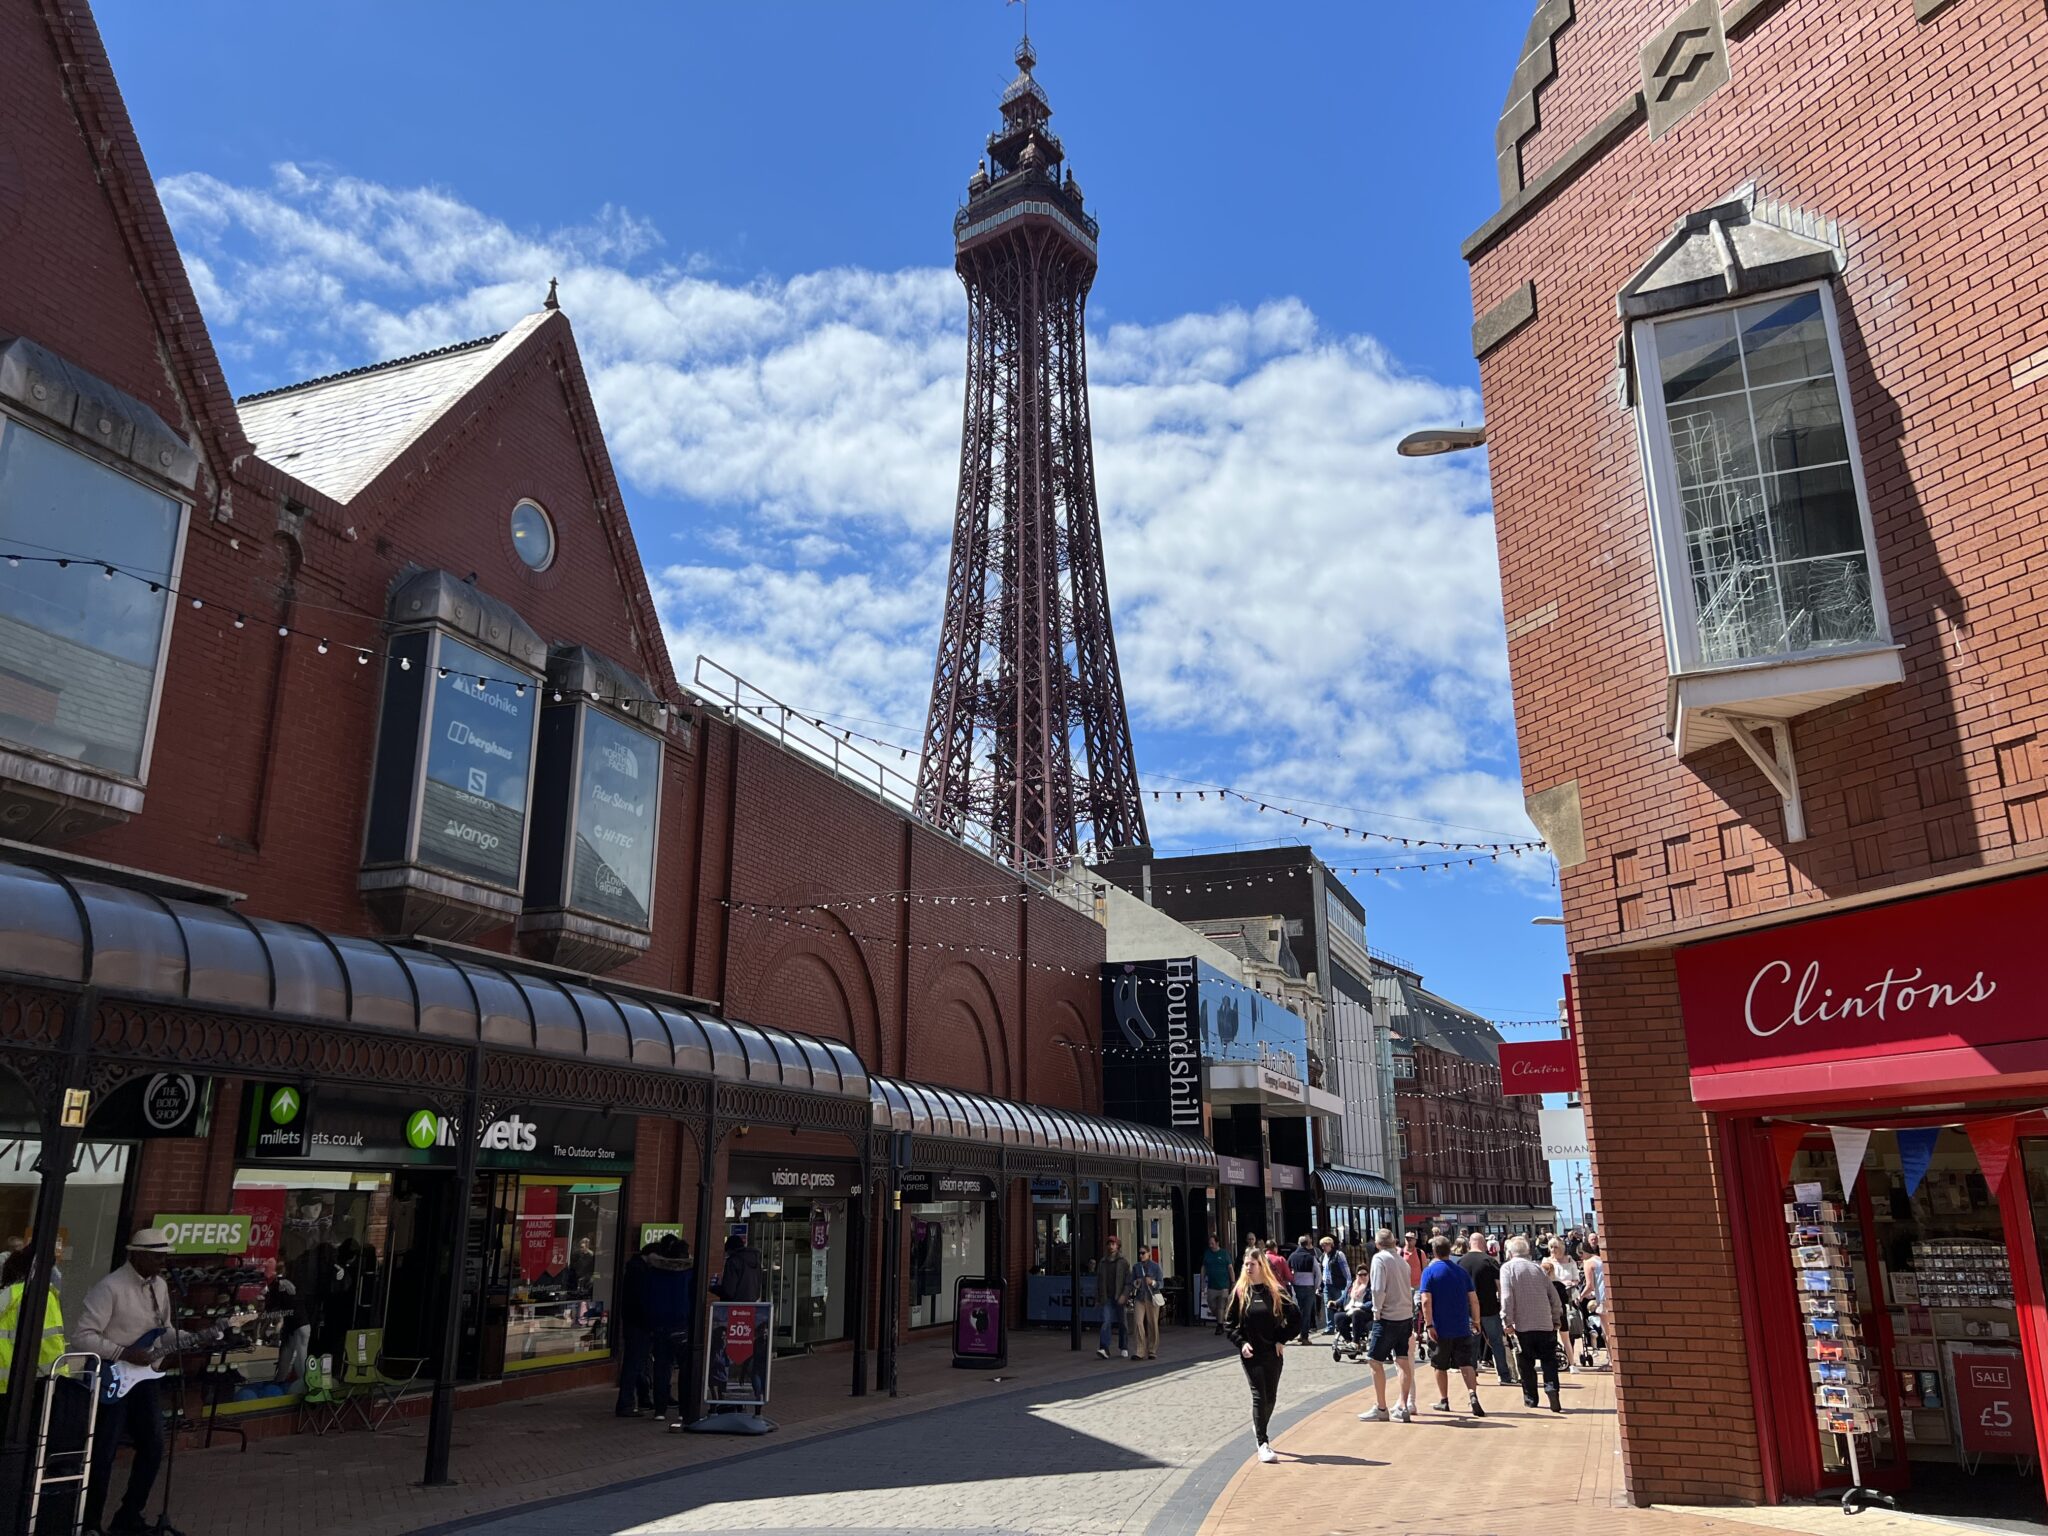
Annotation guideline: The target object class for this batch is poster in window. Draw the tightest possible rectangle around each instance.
[570,711,660,927]
[704,1301,773,1407]
[418,635,533,889]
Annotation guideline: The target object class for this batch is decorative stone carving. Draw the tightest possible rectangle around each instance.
[1641,0,1731,139]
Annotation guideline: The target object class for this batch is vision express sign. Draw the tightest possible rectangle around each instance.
[242,1084,634,1172]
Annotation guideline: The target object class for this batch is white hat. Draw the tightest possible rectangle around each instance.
[128,1226,174,1252]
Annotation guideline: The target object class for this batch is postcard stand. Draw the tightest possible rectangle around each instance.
[1788,1188,1897,1514]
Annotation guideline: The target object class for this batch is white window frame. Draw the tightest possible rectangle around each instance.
[1632,281,1893,677]
[0,410,191,791]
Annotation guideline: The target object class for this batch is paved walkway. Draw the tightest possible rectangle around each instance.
[128,1330,2015,1536]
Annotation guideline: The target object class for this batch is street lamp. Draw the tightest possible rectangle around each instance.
[1530,915,1564,927]
[1397,425,1487,458]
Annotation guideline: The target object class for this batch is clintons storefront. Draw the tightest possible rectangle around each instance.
[1680,870,2048,1516]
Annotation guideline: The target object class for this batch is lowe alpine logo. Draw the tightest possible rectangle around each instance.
[405,1109,540,1153]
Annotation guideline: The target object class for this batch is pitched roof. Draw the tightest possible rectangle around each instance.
[236,316,546,502]
[1370,959,1503,1066]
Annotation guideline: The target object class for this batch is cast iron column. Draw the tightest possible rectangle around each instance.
[849,1143,871,1397]
[1067,1161,1082,1352]
[422,1046,484,1486]
[0,988,94,1530]
[683,1102,719,1424]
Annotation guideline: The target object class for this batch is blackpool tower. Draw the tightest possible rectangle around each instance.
[914,34,1149,871]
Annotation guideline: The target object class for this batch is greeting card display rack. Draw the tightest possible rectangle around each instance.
[1789,1190,1897,1513]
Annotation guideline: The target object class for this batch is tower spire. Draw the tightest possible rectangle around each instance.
[915,34,1147,869]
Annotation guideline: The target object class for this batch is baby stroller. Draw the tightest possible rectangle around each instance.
[1567,1292,1606,1369]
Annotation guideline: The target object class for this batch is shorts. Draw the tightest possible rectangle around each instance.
[1365,1317,1413,1363]
[1429,1332,1481,1371]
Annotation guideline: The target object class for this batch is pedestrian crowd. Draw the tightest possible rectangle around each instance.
[1198,1222,1607,1464]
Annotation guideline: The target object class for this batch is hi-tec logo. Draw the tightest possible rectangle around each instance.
[406,1109,539,1153]
[446,719,513,760]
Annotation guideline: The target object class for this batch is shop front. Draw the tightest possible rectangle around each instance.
[726,1154,855,1353]
[1678,870,2048,1517]
[215,1081,636,1406]
[901,1170,995,1330]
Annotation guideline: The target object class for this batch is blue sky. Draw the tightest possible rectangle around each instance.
[101,3,1572,1043]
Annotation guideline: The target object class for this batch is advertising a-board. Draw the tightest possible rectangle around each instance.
[705,1301,773,1407]
[953,1277,1005,1368]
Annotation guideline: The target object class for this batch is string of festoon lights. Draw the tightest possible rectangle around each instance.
[708,694,1543,856]
[15,546,1543,870]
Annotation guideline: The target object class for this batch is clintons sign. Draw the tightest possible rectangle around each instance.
[1675,872,2048,1107]
[1498,1039,1580,1095]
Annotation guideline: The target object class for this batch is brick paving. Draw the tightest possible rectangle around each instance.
[131,1332,1975,1536]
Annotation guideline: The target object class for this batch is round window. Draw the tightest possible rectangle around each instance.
[510,499,554,571]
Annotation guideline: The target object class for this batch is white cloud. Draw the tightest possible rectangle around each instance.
[161,163,1539,874]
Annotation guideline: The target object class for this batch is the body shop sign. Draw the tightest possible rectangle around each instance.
[1675,873,2048,1106]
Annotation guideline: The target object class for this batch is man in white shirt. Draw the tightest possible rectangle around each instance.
[73,1227,199,1534]
[1356,1227,1418,1423]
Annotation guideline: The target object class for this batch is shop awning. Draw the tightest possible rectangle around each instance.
[870,1075,1216,1174]
[0,861,868,1100]
[1315,1165,1398,1204]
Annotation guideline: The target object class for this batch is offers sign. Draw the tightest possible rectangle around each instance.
[1675,872,2048,1104]
[1953,1350,2034,1455]
[1498,1039,1580,1095]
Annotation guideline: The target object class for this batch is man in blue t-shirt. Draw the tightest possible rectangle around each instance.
[1417,1235,1486,1417]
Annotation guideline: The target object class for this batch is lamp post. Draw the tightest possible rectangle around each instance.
[1396,425,1487,458]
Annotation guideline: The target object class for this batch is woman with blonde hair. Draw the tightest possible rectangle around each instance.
[1224,1243,1302,1463]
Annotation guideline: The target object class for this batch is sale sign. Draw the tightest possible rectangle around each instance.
[1498,1039,1580,1095]
[705,1301,774,1408]
[1953,1350,2034,1456]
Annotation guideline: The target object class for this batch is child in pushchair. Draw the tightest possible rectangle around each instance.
[1332,1272,1373,1362]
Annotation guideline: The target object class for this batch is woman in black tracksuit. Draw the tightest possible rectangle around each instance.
[1223,1245,1302,1463]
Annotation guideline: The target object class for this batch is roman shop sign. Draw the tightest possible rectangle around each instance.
[1540,1107,1590,1161]
[1675,873,2048,1104]
[1498,1039,1580,1096]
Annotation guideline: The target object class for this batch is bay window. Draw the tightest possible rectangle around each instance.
[0,416,184,782]
[1636,285,1886,673]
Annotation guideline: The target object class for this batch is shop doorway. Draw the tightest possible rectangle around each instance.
[741,1199,847,1353]
[1764,1123,2048,1525]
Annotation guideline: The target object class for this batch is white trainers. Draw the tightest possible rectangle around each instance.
[1257,1442,1279,1463]
[1390,1404,1410,1423]
[1120,1349,1131,1359]
[1096,1348,1109,1359]
[1358,1406,1389,1422]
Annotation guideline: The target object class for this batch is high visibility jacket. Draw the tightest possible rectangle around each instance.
[0,1281,66,1384]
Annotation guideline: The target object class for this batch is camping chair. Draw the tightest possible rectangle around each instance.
[337,1328,427,1430]
[297,1356,344,1436]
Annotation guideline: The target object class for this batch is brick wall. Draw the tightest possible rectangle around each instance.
[1395,1044,1550,1212]
[1468,0,2048,1505]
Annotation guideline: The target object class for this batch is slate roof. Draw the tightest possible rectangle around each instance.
[236,315,546,502]
[1370,958,1502,1067]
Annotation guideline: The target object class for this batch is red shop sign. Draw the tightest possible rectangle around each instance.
[1952,1350,2034,1456]
[1676,872,2048,1107]
[1498,1039,1580,1095]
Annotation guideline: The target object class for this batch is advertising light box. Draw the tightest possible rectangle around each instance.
[363,629,538,895]
[526,701,663,932]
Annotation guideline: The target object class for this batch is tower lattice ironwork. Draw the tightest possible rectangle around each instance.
[915,35,1148,871]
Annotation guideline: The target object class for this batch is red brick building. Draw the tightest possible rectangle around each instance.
[1373,960,1551,1233]
[1465,0,2048,1511]
[0,0,1208,1488]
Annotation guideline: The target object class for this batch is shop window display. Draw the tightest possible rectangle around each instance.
[0,1138,129,1325]
[908,1202,984,1328]
[724,1193,847,1350]
[1781,1130,2042,1520]
[189,1170,398,1408]
[501,1175,620,1370]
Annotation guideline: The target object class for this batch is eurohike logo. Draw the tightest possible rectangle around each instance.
[405,1108,539,1154]
[268,1087,300,1124]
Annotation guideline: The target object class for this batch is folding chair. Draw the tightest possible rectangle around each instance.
[297,1356,344,1436]
[338,1328,427,1430]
